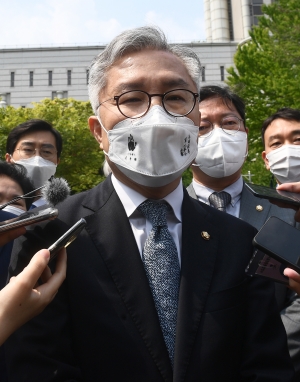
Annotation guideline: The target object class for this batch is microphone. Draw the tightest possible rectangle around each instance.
[0,176,71,210]
[41,177,71,206]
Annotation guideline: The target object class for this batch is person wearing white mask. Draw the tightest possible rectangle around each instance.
[188,86,297,226]
[5,119,62,208]
[5,27,294,381]
[188,88,300,376]
[262,108,300,185]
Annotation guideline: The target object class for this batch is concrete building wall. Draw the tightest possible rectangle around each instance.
[0,42,237,108]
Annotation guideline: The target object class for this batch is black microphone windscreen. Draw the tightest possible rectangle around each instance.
[42,177,70,206]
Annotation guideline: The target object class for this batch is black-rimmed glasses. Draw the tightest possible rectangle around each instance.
[97,89,199,119]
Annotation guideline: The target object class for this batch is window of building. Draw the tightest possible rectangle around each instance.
[67,70,71,85]
[220,66,225,81]
[201,66,206,82]
[52,91,68,100]
[29,71,33,87]
[10,72,15,87]
[227,0,234,41]
[253,5,263,15]
[48,71,53,86]
[86,69,89,85]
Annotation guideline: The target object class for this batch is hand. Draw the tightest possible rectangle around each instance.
[284,267,300,295]
[0,227,26,247]
[0,248,67,345]
[277,182,300,222]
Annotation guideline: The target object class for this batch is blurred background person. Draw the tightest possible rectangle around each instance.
[262,108,300,186]
[5,119,62,208]
[0,161,34,381]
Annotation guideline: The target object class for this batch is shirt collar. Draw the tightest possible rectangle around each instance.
[111,174,183,222]
[192,176,243,207]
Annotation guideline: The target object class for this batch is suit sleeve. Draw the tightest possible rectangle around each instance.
[281,293,300,380]
[241,273,295,381]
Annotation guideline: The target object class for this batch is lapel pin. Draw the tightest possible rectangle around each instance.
[201,231,210,240]
[256,205,263,212]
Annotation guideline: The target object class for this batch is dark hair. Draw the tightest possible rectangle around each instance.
[0,161,34,210]
[261,108,300,145]
[199,85,246,124]
[6,119,63,158]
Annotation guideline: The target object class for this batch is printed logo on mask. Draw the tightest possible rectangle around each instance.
[180,135,190,156]
[128,135,137,151]
[125,134,138,161]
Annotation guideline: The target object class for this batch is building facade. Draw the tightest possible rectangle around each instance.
[204,0,274,42]
[0,42,237,108]
[0,0,272,108]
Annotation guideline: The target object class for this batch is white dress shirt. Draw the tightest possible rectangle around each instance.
[192,176,244,218]
[111,175,183,266]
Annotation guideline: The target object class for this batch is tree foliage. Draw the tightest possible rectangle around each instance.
[0,98,105,193]
[227,0,300,186]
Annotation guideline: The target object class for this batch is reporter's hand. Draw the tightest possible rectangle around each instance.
[277,182,300,222]
[284,267,300,295]
[0,227,26,247]
[0,248,67,345]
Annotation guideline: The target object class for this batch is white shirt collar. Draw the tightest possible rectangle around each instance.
[111,174,183,222]
[192,176,243,207]
[31,197,47,208]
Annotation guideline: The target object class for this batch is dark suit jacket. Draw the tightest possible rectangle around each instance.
[187,181,300,376]
[6,177,294,381]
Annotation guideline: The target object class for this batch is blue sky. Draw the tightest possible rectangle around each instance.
[0,0,205,47]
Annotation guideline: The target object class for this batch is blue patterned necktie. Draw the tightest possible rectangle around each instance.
[209,191,231,212]
[138,199,180,367]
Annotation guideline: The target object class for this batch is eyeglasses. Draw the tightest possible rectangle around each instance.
[97,89,199,119]
[199,116,244,137]
[14,144,57,160]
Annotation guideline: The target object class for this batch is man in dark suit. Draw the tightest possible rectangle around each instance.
[187,85,300,374]
[5,27,294,381]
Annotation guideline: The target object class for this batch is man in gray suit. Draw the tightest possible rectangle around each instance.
[187,85,300,375]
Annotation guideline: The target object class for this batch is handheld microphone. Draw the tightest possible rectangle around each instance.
[0,176,71,210]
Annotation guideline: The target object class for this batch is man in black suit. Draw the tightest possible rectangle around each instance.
[5,26,294,381]
[186,87,300,375]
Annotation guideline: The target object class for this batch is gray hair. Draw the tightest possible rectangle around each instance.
[88,26,201,114]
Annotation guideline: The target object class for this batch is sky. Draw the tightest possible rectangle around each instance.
[0,0,206,48]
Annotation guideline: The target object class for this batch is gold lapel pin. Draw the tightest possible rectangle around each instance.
[256,205,263,212]
[201,231,210,240]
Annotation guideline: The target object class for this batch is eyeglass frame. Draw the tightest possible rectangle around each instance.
[96,89,199,119]
[198,116,245,137]
[13,145,58,160]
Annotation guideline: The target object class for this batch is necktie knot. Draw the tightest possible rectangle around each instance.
[209,191,231,212]
[138,199,168,228]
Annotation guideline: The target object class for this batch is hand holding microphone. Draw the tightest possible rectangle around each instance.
[0,247,67,345]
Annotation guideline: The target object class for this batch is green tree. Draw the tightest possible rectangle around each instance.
[227,0,300,186]
[0,98,104,193]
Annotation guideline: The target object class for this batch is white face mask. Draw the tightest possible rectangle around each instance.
[192,128,248,178]
[2,205,25,216]
[266,144,300,184]
[13,156,57,188]
[98,106,199,187]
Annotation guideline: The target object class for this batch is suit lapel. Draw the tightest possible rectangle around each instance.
[186,183,197,200]
[82,178,173,381]
[239,183,272,230]
[174,190,219,381]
